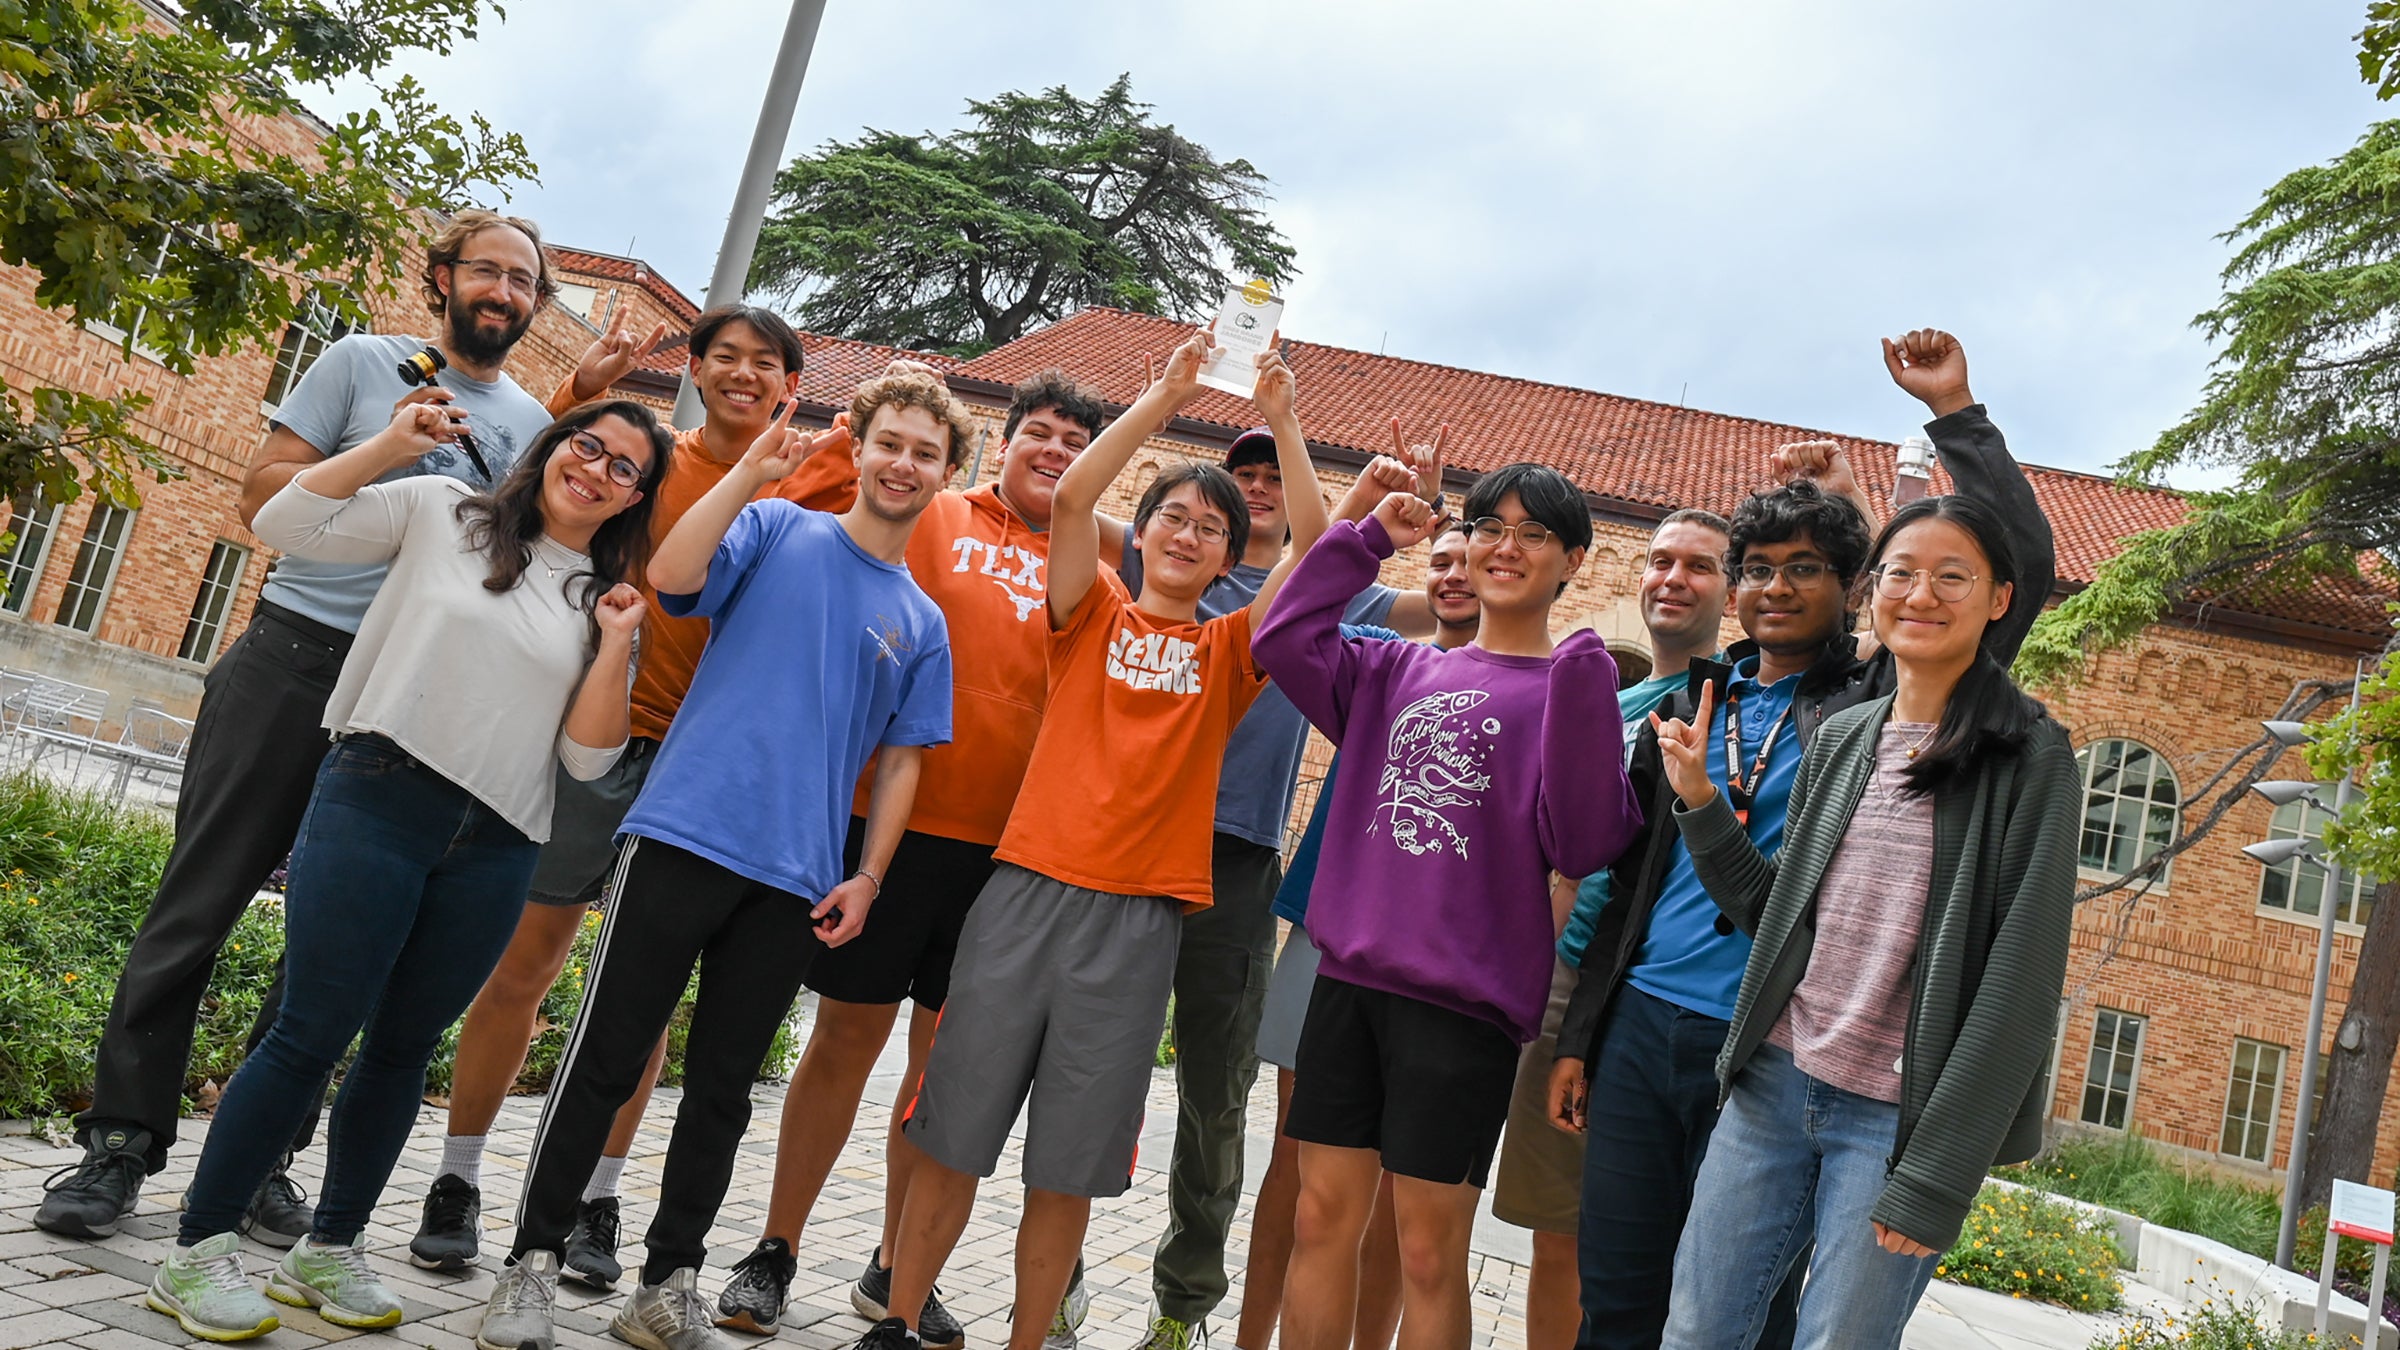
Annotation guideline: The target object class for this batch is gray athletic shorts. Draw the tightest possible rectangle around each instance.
[902,863,1181,1198]
[526,737,657,907]
[1256,922,1321,1071]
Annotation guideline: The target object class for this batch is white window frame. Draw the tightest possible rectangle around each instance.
[82,236,184,365]
[2079,1007,2145,1131]
[2220,1037,2286,1163]
[260,295,365,416]
[178,540,251,663]
[2076,739,2182,888]
[2256,798,2378,934]
[52,503,136,635]
[1,489,62,617]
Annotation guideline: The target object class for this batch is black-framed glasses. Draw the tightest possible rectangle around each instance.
[1871,564,1982,602]
[453,258,541,296]
[567,431,647,489]
[1151,504,1231,546]
[1468,516,1555,551]
[1734,560,1834,590]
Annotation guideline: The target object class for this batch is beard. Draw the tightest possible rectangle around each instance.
[446,299,533,366]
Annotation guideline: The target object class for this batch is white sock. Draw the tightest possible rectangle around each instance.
[439,1134,487,1187]
[581,1154,627,1203]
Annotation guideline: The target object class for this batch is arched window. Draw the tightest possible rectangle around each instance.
[2257,798,2379,930]
[2076,739,2181,881]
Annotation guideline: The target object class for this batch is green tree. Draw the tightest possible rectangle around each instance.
[0,0,535,512]
[2018,102,2400,1206]
[748,74,1297,357]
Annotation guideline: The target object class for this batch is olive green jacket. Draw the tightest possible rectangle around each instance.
[1673,694,2079,1250]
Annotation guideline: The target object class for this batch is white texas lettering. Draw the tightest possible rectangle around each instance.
[1105,627,1203,695]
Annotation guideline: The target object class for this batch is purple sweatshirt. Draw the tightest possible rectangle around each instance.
[1254,518,1644,1043]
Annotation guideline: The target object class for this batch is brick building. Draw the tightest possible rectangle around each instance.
[7,190,2394,1190]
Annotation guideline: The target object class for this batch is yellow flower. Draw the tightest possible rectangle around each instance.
[61,972,77,983]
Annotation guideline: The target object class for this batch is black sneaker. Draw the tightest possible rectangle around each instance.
[716,1237,797,1335]
[848,1246,963,1350]
[409,1173,482,1272]
[238,1153,312,1248]
[33,1125,150,1239]
[561,1195,623,1290]
[853,1316,919,1350]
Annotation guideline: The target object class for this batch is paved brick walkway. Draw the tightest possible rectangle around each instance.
[0,998,2126,1350]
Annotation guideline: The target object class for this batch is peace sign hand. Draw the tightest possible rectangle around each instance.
[572,311,671,403]
[1649,679,1719,810]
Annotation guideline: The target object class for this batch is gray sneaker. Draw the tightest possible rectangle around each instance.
[1043,1260,1090,1350]
[147,1231,281,1342]
[478,1250,560,1350]
[268,1236,406,1328]
[612,1267,734,1350]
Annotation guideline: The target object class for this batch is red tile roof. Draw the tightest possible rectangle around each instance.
[952,308,2393,640]
[549,247,703,325]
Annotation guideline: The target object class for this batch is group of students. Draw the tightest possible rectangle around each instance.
[24,208,2082,1350]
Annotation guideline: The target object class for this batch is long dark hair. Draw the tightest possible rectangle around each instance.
[1869,493,2046,794]
[454,400,672,609]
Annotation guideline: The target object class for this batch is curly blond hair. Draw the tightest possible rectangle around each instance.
[849,370,976,469]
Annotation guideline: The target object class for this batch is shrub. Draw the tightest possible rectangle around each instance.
[2085,1286,2326,1349]
[1939,1182,2124,1312]
[0,773,798,1121]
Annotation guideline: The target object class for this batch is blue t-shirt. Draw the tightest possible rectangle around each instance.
[622,503,953,899]
[261,333,552,632]
[1558,665,1707,967]
[1119,533,1394,849]
[1622,657,1802,1021]
[1267,621,1408,925]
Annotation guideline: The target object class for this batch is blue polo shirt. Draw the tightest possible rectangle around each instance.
[1623,657,1804,1021]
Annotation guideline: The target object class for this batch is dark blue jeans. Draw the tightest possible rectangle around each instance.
[1575,984,1798,1350]
[180,736,537,1245]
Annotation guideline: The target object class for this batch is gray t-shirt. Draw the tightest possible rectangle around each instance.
[1119,532,1397,849]
[261,333,552,632]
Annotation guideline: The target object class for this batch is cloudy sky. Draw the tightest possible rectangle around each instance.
[332,0,2385,482]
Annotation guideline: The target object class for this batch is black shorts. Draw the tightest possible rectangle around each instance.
[1284,975,1520,1188]
[802,817,998,1010]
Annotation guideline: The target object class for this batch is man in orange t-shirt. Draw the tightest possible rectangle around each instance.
[712,372,1112,1341]
[859,330,1326,1350]
[405,305,848,1288]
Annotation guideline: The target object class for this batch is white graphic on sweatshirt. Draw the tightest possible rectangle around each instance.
[951,537,1046,622]
[1107,628,1202,694]
[1374,689,1494,858]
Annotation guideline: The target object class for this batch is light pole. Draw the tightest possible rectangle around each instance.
[671,0,831,430]
[2250,664,2367,1270]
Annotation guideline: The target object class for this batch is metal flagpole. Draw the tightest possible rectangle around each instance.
[672,0,830,430]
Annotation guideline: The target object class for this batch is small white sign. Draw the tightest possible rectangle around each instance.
[2331,1178,2396,1245]
[1196,280,1285,397]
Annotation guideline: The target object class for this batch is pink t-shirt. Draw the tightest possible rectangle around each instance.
[1767,721,1937,1103]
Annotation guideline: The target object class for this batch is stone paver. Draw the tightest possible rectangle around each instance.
[3,997,2133,1349]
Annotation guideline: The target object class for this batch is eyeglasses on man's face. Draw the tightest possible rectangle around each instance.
[452,258,541,297]
[1151,504,1231,546]
[1734,560,1834,590]
[1468,516,1555,551]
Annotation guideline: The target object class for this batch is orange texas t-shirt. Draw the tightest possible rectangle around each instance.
[546,379,851,741]
[993,574,1268,910]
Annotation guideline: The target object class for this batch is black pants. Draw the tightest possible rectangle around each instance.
[512,837,820,1282]
[79,603,344,1173]
[1575,985,1799,1350]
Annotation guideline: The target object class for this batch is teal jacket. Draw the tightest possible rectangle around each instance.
[1673,695,2080,1250]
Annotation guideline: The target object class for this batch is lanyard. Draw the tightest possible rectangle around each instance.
[1721,686,1796,829]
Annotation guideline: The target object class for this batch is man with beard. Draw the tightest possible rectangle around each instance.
[36,211,572,1244]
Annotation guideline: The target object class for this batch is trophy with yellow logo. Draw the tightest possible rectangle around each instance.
[1196,277,1285,397]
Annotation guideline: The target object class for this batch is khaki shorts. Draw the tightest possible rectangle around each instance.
[1491,958,1585,1233]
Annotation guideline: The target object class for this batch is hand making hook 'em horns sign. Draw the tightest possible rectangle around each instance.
[1650,679,1719,810]
[1389,417,1449,503]
[570,307,671,404]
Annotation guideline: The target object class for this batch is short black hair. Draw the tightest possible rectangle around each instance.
[1725,479,1872,585]
[1462,463,1593,552]
[1135,462,1250,568]
[1004,369,1106,441]
[688,304,804,376]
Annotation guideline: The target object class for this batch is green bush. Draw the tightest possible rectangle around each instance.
[2085,1289,2330,1349]
[1939,1182,2125,1312]
[0,772,797,1122]
[2003,1132,2397,1308]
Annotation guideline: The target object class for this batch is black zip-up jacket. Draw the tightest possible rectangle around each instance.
[1556,403,2054,1069]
